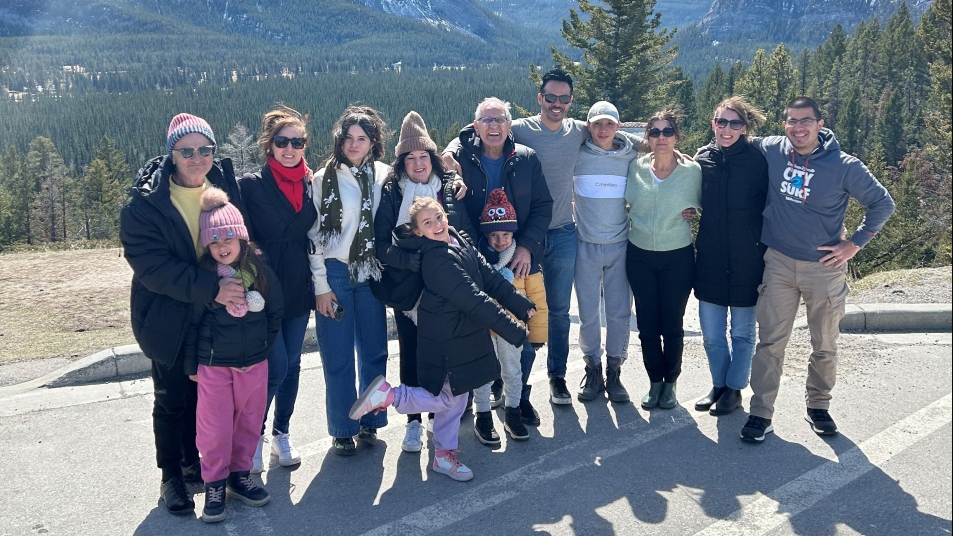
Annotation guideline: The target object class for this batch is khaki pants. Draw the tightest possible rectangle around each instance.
[749,248,849,419]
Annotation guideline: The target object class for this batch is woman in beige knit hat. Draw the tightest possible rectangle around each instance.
[373,110,476,453]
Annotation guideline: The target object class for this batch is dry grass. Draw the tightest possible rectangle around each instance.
[0,248,134,363]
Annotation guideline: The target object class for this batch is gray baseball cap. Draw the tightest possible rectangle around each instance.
[587,101,620,123]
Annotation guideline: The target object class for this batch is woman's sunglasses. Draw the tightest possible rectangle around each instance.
[647,127,676,138]
[714,118,746,130]
[172,145,215,159]
[274,136,307,149]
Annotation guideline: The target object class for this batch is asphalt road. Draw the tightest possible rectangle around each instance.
[1,329,950,536]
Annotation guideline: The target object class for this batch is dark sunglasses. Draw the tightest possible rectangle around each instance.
[542,93,572,104]
[647,127,676,138]
[172,145,215,159]
[273,136,307,149]
[714,118,746,130]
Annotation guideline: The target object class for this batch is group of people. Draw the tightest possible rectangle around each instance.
[120,68,895,523]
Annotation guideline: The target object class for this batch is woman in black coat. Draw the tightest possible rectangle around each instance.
[373,111,475,453]
[693,97,769,416]
[351,197,534,482]
[238,105,317,470]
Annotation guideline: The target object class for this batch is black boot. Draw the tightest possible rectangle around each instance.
[201,480,226,523]
[694,386,727,412]
[504,406,529,441]
[577,355,605,402]
[710,388,742,415]
[226,471,270,507]
[473,411,501,446]
[605,357,630,403]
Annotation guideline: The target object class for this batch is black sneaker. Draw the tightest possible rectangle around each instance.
[159,475,194,515]
[504,406,529,441]
[740,415,774,443]
[332,437,356,456]
[226,471,270,507]
[549,378,572,405]
[473,411,501,446]
[181,459,202,484]
[519,398,541,426]
[357,426,378,443]
[805,408,838,435]
[201,480,226,523]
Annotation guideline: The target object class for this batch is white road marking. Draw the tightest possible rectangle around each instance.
[693,393,953,536]
[359,407,697,536]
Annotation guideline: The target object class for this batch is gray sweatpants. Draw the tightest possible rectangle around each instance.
[474,334,523,411]
[573,239,631,365]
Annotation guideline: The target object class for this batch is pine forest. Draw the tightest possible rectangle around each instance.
[0,0,949,279]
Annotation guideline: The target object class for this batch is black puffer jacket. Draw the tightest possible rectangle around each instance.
[405,228,534,396]
[694,137,769,307]
[120,155,243,369]
[452,125,552,273]
[374,171,477,271]
[183,263,284,375]
[239,166,318,320]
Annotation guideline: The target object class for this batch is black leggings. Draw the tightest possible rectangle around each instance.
[625,243,695,383]
[394,311,433,423]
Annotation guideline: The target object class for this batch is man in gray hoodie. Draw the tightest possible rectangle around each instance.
[741,97,895,444]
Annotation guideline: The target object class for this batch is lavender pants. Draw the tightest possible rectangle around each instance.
[392,379,468,451]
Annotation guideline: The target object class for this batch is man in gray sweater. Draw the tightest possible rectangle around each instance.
[741,97,896,444]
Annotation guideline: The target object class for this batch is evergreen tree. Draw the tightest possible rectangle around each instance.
[544,0,677,119]
[26,137,68,243]
[839,86,863,156]
[219,123,259,176]
[876,88,906,166]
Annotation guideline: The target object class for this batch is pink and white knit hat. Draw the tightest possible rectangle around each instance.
[199,187,248,247]
[167,113,216,154]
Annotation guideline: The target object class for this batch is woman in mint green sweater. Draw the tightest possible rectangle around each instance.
[624,110,701,410]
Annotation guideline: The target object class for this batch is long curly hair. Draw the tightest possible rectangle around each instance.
[329,105,389,168]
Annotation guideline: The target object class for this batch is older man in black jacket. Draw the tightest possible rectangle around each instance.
[448,97,553,425]
[120,114,246,516]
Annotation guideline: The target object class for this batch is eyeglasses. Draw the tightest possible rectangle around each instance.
[542,93,572,104]
[784,118,818,127]
[714,118,746,130]
[647,127,676,138]
[273,136,306,149]
[478,116,509,125]
[172,145,215,159]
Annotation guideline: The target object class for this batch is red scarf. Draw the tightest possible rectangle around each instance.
[268,156,308,212]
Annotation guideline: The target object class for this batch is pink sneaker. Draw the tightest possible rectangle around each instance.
[432,450,473,482]
[349,375,394,420]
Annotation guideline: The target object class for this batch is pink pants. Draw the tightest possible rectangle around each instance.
[196,362,268,483]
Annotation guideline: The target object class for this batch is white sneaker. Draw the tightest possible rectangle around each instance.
[426,418,434,434]
[432,450,473,481]
[402,421,423,453]
[271,432,301,466]
[251,435,265,474]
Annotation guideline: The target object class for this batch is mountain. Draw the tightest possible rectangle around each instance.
[354,0,501,41]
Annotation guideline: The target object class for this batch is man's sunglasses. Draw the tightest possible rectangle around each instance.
[478,116,509,125]
[172,145,215,159]
[647,127,676,138]
[274,136,307,149]
[542,93,572,104]
[714,118,746,130]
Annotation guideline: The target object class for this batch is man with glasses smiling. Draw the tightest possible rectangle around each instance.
[446,97,553,426]
[740,97,895,444]
[121,113,247,515]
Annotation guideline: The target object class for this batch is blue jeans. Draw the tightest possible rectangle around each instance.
[316,260,389,438]
[262,314,310,436]
[543,223,577,379]
[698,300,756,390]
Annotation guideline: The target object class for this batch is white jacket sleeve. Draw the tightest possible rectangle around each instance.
[308,170,331,296]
